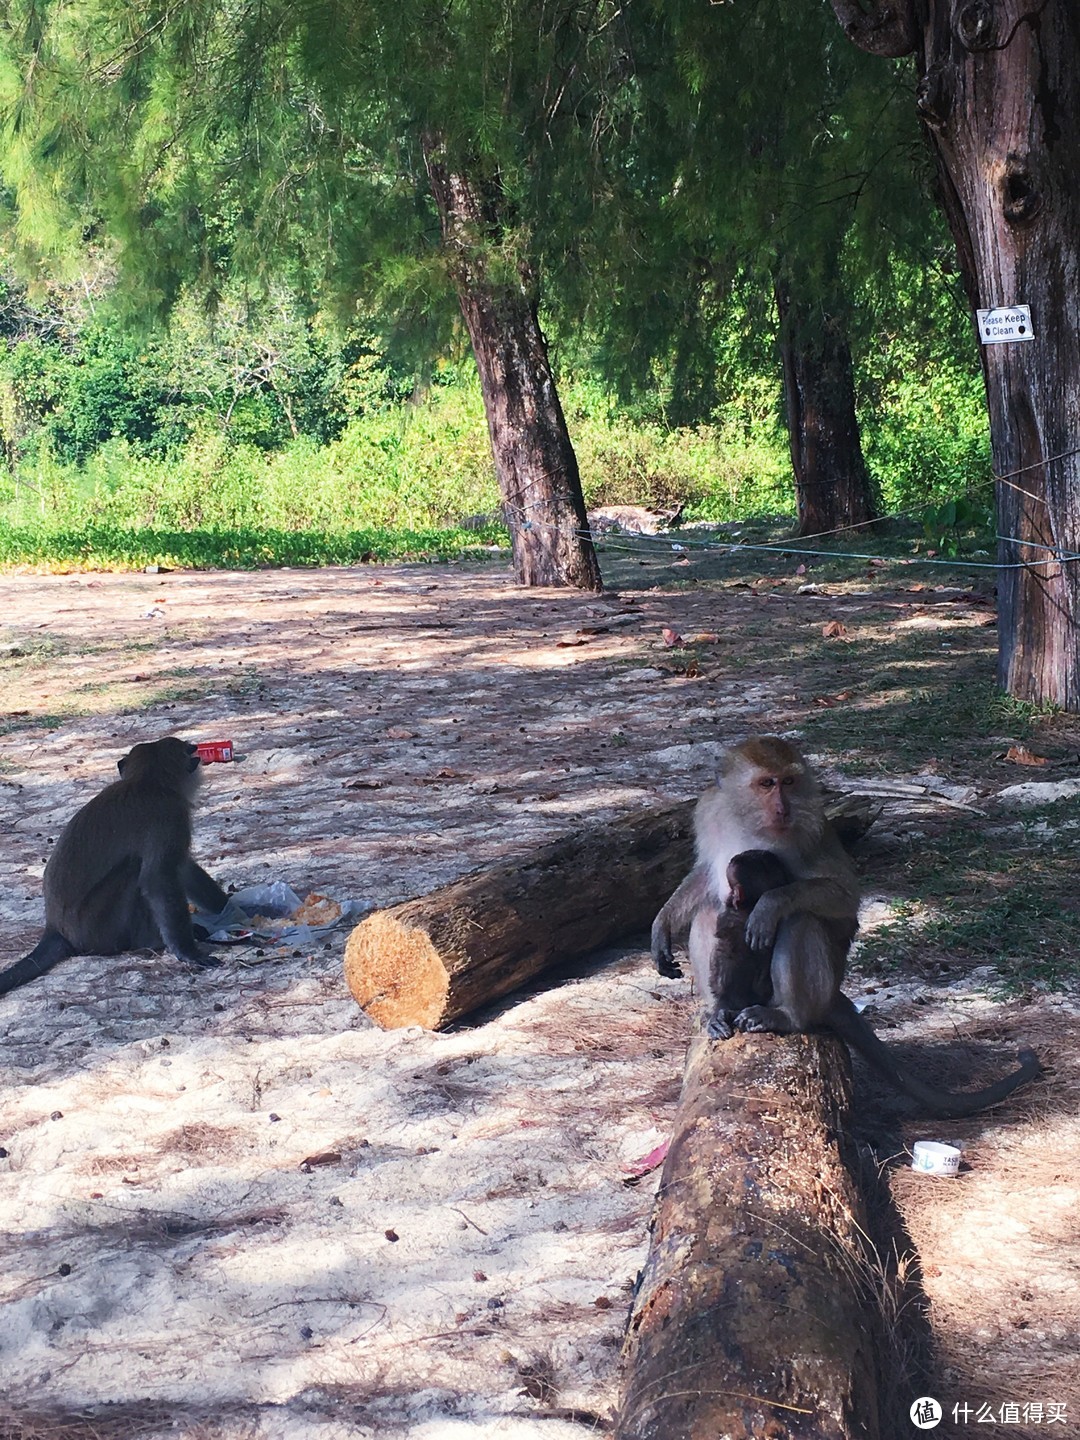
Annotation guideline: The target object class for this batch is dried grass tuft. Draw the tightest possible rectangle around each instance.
[0,1402,175,1440]
[156,1123,248,1158]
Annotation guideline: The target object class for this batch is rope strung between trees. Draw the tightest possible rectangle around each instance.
[499,500,1080,574]
[495,432,1080,576]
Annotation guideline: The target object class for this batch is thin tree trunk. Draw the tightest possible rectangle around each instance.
[831,0,1080,710]
[776,280,876,537]
[423,137,602,591]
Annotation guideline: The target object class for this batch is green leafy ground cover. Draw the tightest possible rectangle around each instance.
[0,521,507,571]
[0,316,991,570]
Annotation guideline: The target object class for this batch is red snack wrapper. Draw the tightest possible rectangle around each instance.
[196,740,234,764]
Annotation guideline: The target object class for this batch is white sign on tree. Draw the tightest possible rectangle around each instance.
[976,305,1034,345]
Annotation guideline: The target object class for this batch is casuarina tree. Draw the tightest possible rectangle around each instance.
[831,0,1080,709]
[0,0,609,588]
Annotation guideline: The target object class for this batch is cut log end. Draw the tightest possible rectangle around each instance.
[343,913,454,1029]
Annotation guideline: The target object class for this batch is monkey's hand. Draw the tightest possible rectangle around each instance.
[652,940,683,979]
[650,870,707,978]
[744,892,786,951]
[706,1009,737,1041]
[651,919,683,978]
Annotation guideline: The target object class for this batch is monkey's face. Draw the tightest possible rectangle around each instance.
[751,769,798,834]
[726,879,748,911]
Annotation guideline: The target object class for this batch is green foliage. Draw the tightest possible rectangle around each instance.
[0,319,996,564]
[0,0,997,559]
[0,0,991,555]
[986,691,1064,732]
[0,0,634,341]
[564,375,790,519]
[918,496,994,555]
[565,1,938,423]
[45,323,179,459]
[0,270,429,495]
[0,365,793,546]
[853,256,991,514]
[0,380,499,535]
[0,520,505,570]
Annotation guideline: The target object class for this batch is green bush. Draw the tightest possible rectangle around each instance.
[562,374,790,521]
[0,383,500,540]
[0,298,996,569]
[0,521,505,570]
[854,260,991,514]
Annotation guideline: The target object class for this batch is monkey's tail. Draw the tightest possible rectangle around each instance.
[828,995,1041,1118]
[0,930,75,996]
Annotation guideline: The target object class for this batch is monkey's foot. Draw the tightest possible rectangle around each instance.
[654,954,683,980]
[734,1005,792,1035]
[184,951,223,969]
[706,1010,737,1041]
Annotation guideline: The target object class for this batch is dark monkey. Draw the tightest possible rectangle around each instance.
[707,849,799,1039]
[709,848,859,1040]
[1,737,228,996]
[653,736,1040,1118]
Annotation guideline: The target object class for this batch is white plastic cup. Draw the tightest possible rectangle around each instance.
[911,1140,961,1177]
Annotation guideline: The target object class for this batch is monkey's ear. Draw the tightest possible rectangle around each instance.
[117,757,128,776]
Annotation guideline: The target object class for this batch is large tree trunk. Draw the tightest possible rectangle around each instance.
[776,280,876,538]
[423,138,602,591]
[831,0,1080,710]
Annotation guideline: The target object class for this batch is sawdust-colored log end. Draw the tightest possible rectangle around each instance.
[344,912,454,1029]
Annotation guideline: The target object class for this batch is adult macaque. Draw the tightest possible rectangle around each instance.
[653,736,1040,1118]
[1,737,228,996]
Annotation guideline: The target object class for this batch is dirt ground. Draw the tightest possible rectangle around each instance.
[1,536,1078,1439]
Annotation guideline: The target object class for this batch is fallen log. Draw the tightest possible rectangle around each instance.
[343,800,695,1029]
[615,1029,881,1440]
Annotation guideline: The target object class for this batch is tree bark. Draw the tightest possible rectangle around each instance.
[776,280,877,537]
[615,1028,881,1440]
[343,801,695,1029]
[831,0,1080,710]
[423,137,602,591]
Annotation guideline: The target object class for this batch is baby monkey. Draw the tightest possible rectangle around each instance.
[710,848,860,1040]
[654,736,1040,1118]
[710,849,798,1039]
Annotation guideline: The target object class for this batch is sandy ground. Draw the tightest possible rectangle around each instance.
[1,545,1078,1439]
